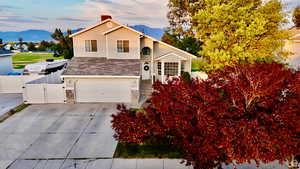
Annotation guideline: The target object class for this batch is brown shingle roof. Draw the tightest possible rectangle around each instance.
[62,57,140,76]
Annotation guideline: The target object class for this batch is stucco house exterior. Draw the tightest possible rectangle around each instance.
[61,15,196,105]
[284,27,300,69]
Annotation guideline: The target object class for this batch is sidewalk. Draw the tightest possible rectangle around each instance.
[7,159,191,169]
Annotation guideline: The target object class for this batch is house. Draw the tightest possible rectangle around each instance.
[0,50,13,75]
[61,15,197,105]
[284,27,300,69]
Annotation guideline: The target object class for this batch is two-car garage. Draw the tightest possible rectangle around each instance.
[61,57,141,104]
[74,78,137,103]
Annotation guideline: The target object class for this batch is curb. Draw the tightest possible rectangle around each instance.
[0,104,29,123]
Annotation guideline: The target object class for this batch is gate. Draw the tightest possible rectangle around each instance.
[23,84,66,104]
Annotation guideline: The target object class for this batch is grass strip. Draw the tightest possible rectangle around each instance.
[113,142,183,159]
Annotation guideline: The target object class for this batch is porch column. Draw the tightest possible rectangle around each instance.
[161,61,165,83]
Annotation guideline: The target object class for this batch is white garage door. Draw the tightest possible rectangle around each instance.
[75,79,132,103]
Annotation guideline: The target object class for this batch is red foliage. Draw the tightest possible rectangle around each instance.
[111,62,300,169]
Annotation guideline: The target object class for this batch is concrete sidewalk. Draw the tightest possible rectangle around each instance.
[7,159,191,169]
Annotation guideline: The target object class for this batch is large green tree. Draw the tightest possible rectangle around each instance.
[0,38,3,49]
[293,6,300,27]
[193,0,288,70]
[162,29,202,56]
[27,42,36,51]
[51,29,73,59]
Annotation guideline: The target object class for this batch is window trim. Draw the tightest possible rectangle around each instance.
[85,40,97,52]
[117,40,129,53]
[157,62,161,75]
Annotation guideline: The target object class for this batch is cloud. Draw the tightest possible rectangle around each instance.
[0,16,44,23]
[76,0,169,27]
[0,5,20,10]
[33,16,49,20]
[0,5,21,13]
[57,17,91,22]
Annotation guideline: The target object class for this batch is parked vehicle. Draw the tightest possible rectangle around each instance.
[23,59,67,75]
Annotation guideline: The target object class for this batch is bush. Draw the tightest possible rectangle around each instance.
[112,62,300,169]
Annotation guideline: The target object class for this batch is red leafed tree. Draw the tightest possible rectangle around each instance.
[111,62,300,169]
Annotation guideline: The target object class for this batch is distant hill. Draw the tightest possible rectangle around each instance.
[0,25,164,42]
[130,25,164,40]
[0,30,53,42]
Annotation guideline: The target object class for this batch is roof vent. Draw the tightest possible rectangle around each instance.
[101,15,112,22]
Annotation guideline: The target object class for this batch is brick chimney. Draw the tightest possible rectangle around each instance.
[101,15,112,21]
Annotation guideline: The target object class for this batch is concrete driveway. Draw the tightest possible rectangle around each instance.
[0,104,289,169]
[0,94,23,116]
[0,104,118,169]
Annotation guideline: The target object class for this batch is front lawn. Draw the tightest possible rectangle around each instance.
[12,53,64,69]
[113,142,183,158]
[192,58,206,72]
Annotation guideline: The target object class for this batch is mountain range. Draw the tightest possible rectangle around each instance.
[0,25,164,42]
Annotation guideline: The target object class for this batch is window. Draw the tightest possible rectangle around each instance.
[164,62,179,76]
[142,47,151,55]
[117,40,129,53]
[85,40,97,52]
[157,62,161,75]
[181,62,185,74]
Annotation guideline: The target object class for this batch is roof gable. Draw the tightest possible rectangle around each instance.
[69,19,197,58]
[155,53,188,61]
[70,19,119,37]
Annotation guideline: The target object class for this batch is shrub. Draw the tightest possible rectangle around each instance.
[112,62,300,169]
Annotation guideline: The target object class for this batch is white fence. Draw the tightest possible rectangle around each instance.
[0,75,43,93]
[23,83,66,104]
[22,71,66,104]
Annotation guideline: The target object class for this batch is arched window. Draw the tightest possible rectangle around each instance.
[142,47,151,55]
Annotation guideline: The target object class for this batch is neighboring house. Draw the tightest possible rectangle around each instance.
[4,44,28,52]
[15,44,28,52]
[4,44,12,51]
[0,50,13,75]
[284,27,300,69]
[61,15,196,105]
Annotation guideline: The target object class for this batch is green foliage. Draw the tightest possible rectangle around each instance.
[181,72,191,83]
[51,29,73,59]
[193,0,289,70]
[293,6,300,27]
[0,38,3,49]
[192,58,207,71]
[37,40,56,51]
[27,42,36,51]
[162,29,203,56]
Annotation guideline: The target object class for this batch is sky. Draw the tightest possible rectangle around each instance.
[0,0,299,32]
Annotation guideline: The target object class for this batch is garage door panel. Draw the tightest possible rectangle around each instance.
[76,79,132,103]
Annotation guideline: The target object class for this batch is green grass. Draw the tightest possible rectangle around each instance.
[113,142,183,158]
[12,53,64,69]
[192,58,207,72]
